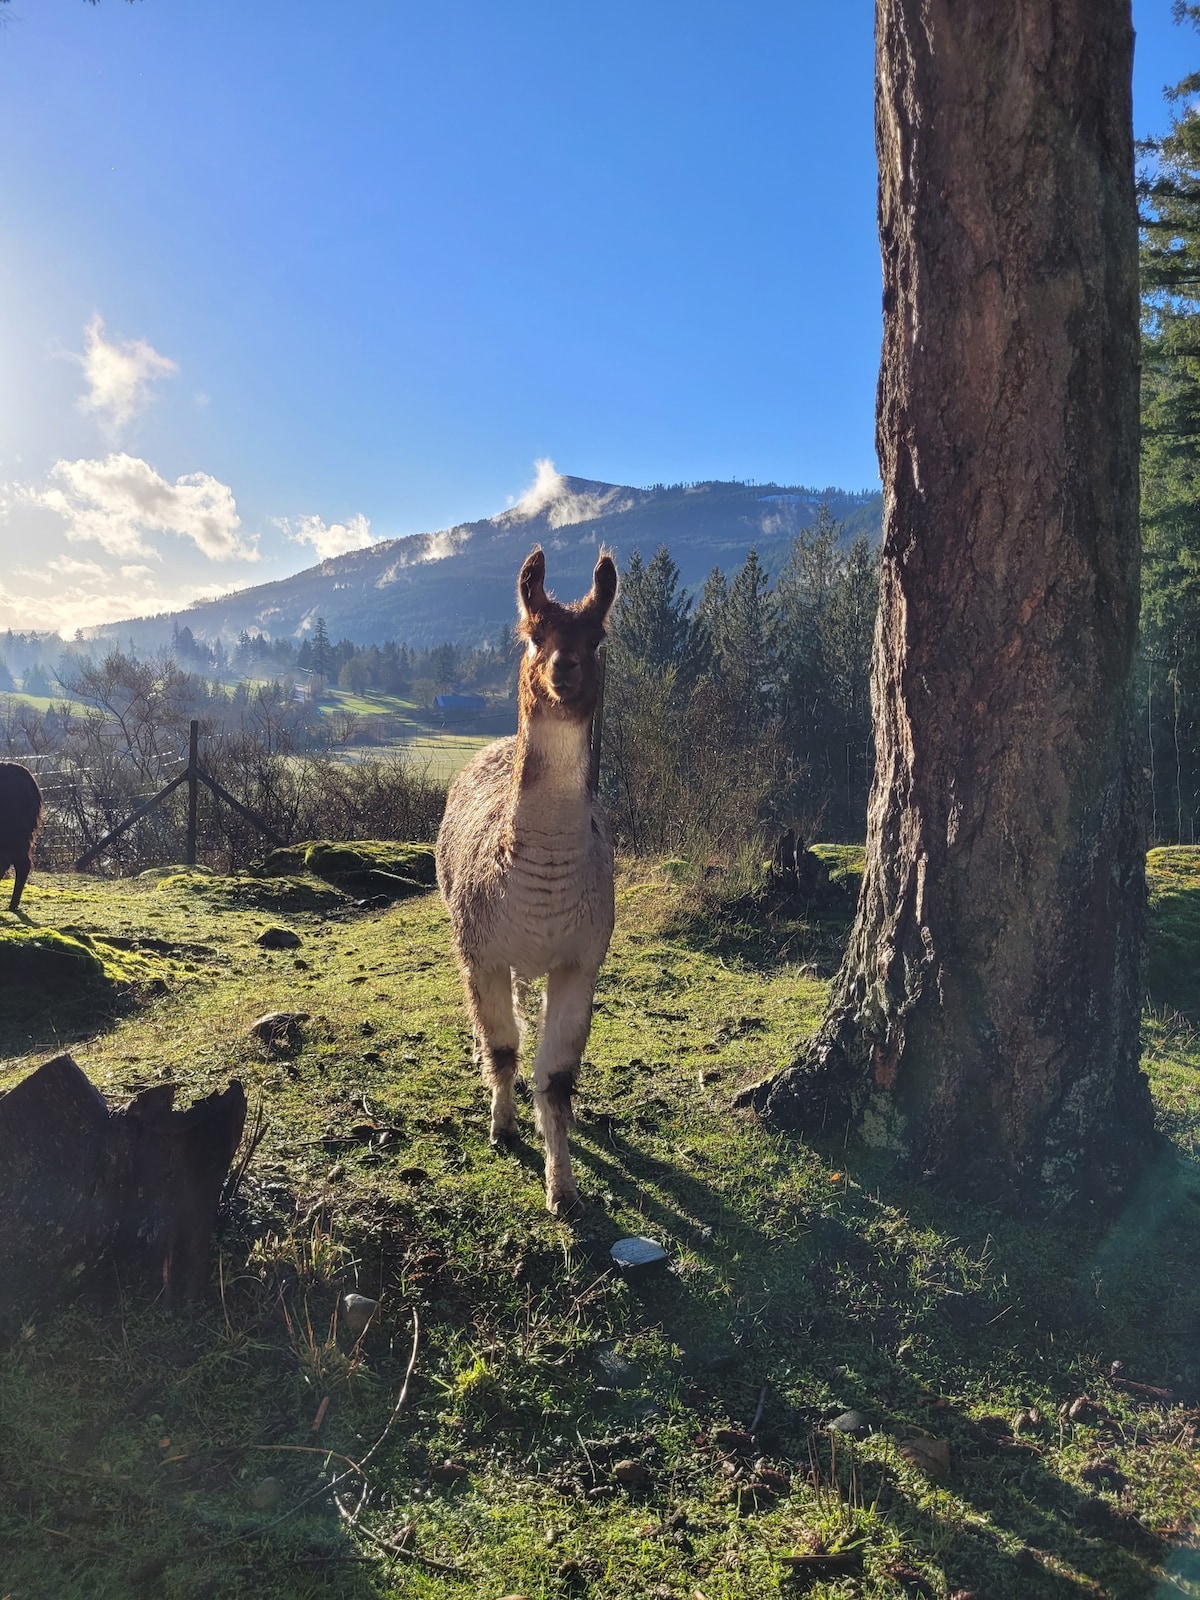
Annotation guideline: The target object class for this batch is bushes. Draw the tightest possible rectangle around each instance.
[1,683,445,873]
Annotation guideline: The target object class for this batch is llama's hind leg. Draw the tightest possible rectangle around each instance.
[532,964,595,1216]
[9,851,30,913]
[466,963,521,1146]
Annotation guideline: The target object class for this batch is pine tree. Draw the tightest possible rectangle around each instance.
[611,546,705,681]
[1139,3,1200,840]
[310,617,332,679]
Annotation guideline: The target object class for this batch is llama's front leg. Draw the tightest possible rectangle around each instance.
[533,964,595,1216]
[465,964,520,1146]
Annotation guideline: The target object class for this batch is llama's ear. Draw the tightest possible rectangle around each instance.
[518,547,548,625]
[583,551,618,625]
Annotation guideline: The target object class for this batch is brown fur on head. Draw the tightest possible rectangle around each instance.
[516,547,618,723]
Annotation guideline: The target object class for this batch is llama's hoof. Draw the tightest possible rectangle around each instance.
[490,1123,519,1150]
[547,1186,581,1219]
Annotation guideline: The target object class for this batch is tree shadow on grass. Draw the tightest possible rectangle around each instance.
[566,1110,1200,1599]
[0,1293,397,1600]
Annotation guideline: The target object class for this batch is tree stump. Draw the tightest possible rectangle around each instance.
[0,1054,246,1336]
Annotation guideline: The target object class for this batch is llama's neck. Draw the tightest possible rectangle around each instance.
[510,706,592,818]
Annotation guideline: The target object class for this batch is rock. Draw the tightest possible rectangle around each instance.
[251,1476,282,1510]
[610,1236,668,1271]
[256,927,302,949]
[612,1458,651,1487]
[897,1435,950,1482]
[594,1345,642,1389]
[829,1409,870,1437]
[342,1293,378,1337]
[249,1011,308,1052]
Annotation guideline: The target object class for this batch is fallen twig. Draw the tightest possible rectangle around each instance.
[749,1382,769,1435]
[210,1310,420,1552]
[340,1516,468,1577]
[338,1309,421,1523]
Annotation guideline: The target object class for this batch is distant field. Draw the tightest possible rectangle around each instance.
[315,687,512,781]
[333,730,494,782]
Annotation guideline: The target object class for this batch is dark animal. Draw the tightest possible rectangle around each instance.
[0,762,43,912]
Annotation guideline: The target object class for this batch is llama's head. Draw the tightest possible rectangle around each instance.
[516,547,618,723]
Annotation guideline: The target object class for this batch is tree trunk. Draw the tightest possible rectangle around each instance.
[760,0,1154,1207]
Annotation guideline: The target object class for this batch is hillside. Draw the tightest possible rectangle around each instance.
[101,474,883,651]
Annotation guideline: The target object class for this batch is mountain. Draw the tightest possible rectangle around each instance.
[104,472,882,651]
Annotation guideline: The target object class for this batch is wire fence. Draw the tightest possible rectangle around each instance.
[24,737,447,876]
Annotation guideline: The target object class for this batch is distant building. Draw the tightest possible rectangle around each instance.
[435,692,487,716]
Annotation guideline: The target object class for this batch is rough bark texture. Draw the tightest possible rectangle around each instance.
[762,0,1154,1207]
[0,1055,246,1336]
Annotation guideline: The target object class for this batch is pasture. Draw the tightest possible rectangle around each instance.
[0,849,1197,1599]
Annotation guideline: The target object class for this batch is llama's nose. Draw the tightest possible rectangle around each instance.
[550,651,581,691]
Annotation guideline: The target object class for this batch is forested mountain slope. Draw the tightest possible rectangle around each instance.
[103,476,881,650]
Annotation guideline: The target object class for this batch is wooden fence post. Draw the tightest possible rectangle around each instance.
[186,720,199,867]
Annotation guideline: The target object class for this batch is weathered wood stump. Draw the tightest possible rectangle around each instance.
[0,1054,246,1336]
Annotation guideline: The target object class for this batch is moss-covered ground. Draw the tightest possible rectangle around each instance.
[0,848,1197,1599]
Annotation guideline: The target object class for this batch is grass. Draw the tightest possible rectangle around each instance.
[315,688,504,781]
[0,849,1197,1599]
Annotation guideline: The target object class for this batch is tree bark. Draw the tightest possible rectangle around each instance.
[0,1055,246,1336]
[760,0,1154,1206]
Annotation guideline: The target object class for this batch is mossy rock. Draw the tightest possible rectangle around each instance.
[255,840,437,902]
[154,872,346,912]
[1147,846,1200,1016]
[135,864,217,881]
[810,844,866,892]
[304,841,437,885]
[0,927,110,989]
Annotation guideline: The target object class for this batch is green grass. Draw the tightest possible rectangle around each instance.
[314,687,503,780]
[0,852,1197,1599]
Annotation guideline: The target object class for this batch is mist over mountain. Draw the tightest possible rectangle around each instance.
[99,471,882,652]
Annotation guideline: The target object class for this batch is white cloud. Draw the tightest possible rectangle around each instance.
[25,453,256,562]
[14,555,107,584]
[0,564,239,637]
[420,526,470,562]
[278,511,375,560]
[373,524,471,587]
[77,314,178,434]
[505,457,632,529]
[512,457,566,518]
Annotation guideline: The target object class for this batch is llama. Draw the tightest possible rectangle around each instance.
[437,546,618,1215]
[0,762,43,913]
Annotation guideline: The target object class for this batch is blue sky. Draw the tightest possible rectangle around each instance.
[0,0,1189,635]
